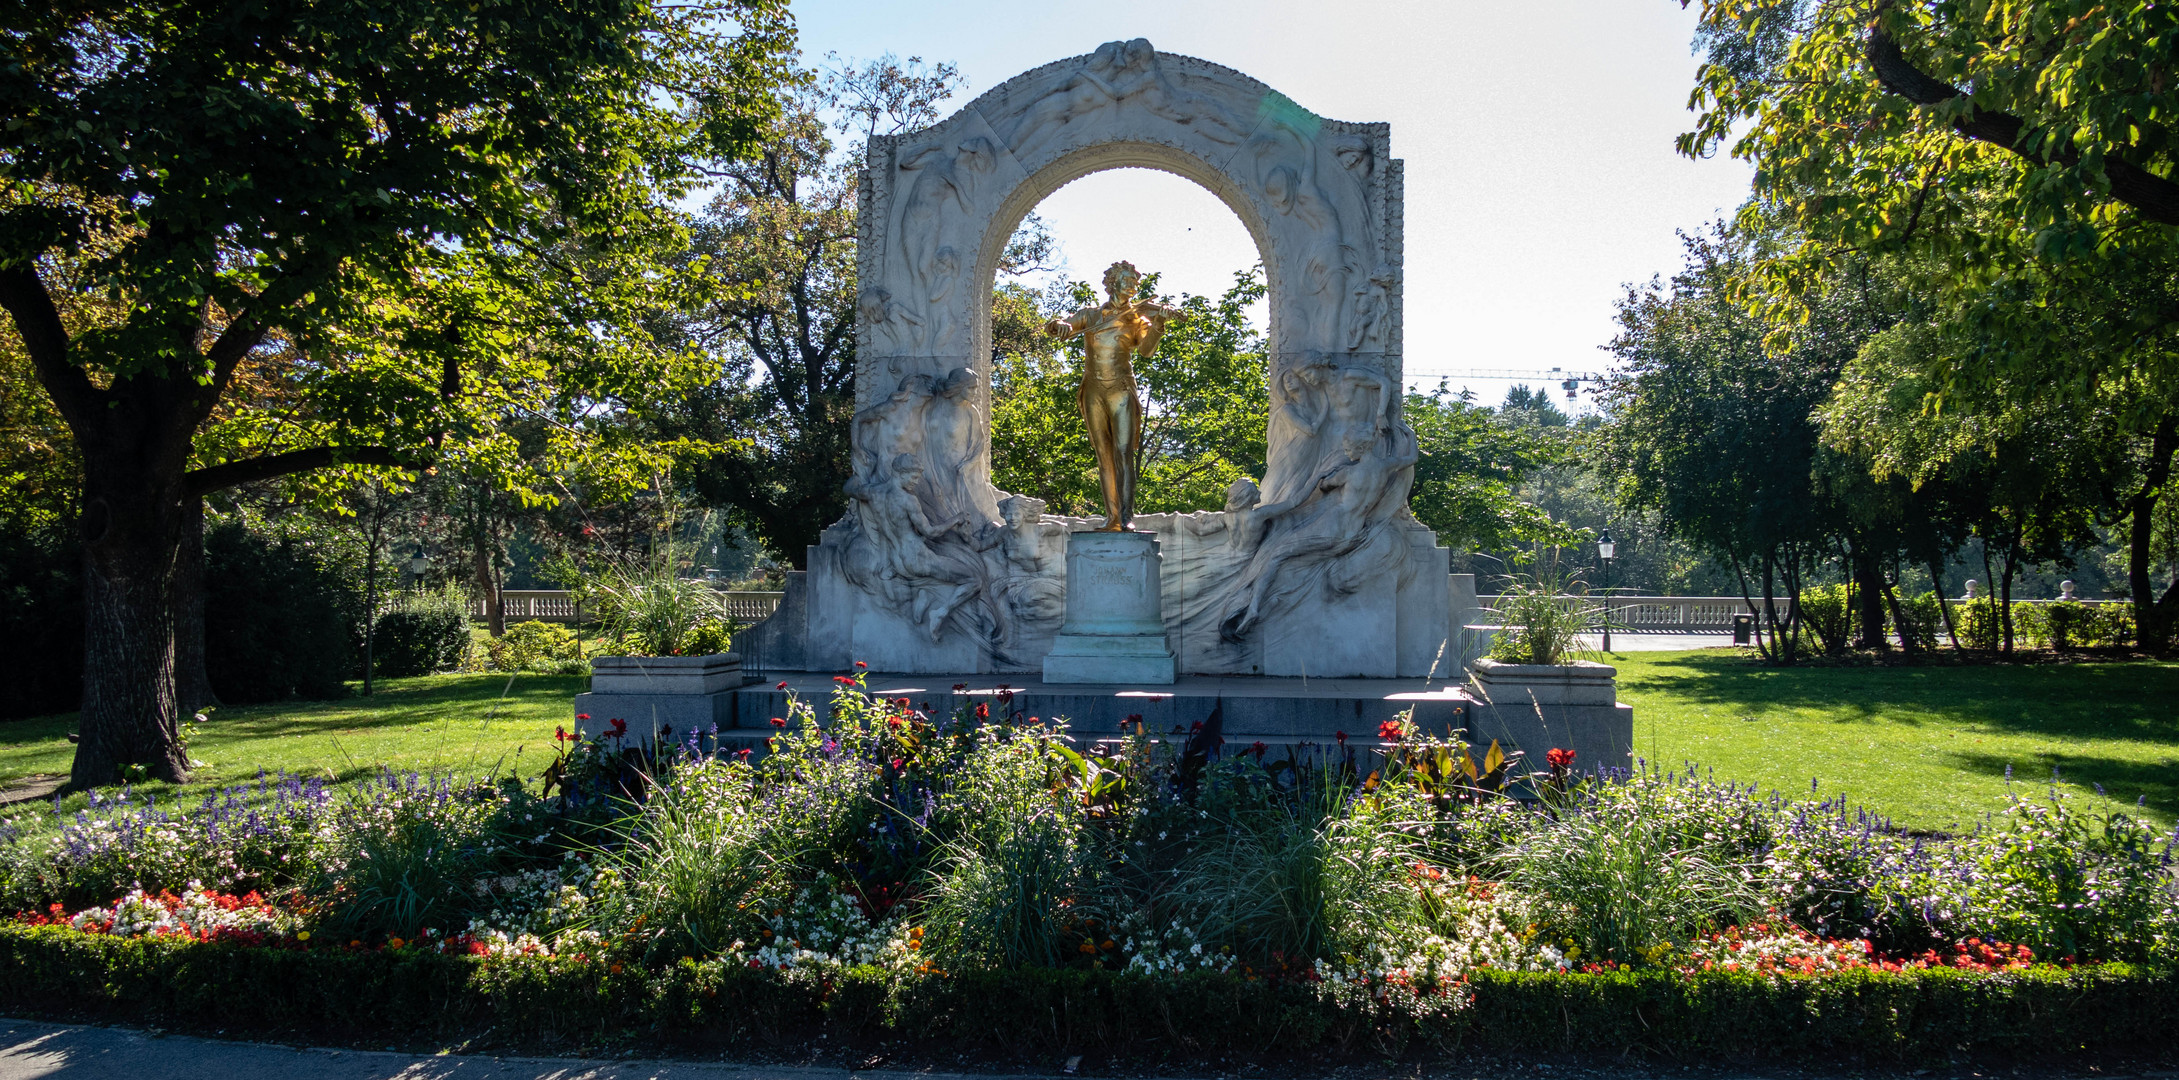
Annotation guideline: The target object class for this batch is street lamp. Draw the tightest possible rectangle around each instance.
[1596,529,1617,654]
[405,546,430,579]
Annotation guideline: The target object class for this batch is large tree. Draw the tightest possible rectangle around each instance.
[0,0,793,786]
[1679,0,2179,644]
[666,55,1057,565]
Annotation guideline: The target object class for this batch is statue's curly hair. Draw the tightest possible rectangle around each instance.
[1102,260,1140,293]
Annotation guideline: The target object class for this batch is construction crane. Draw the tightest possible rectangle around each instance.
[1403,367,1606,400]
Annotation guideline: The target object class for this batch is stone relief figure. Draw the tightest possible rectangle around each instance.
[1345,264,1396,351]
[922,366,986,522]
[1218,421,1420,640]
[1043,260,1182,531]
[859,286,922,353]
[896,139,994,351]
[999,39,1243,158]
[843,453,979,642]
[852,373,937,481]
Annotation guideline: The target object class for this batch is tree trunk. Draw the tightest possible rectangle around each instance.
[1999,542,2018,658]
[1882,567,1920,654]
[1930,558,1962,651]
[74,455,191,787]
[173,495,219,714]
[1851,548,1889,650]
[475,541,505,637]
[362,515,381,696]
[2128,417,2178,650]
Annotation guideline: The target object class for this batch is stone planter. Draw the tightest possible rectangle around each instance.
[1463,658,1633,776]
[574,653,753,737]
[1468,658,1618,706]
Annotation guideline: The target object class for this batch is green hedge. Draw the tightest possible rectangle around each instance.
[2,924,2172,1063]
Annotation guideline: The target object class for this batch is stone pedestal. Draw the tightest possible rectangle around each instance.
[1042,530,1177,684]
[573,652,754,737]
[1464,658,1634,775]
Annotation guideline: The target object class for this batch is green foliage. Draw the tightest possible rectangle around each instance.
[202,519,359,703]
[0,924,2174,1062]
[1164,768,1435,966]
[1497,780,1766,965]
[1405,388,1579,553]
[591,550,733,657]
[1487,561,1598,666]
[1683,0,2179,281]
[372,588,475,678]
[992,268,1273,514]
[485,621,584,673]
[307,776,540,941]
[598,760,790,962]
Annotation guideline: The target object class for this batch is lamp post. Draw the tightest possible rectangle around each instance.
[406,546,430,581]
[1597,529,1617,654]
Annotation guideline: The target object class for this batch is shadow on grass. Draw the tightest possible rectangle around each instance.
[1615,653,2179,746]
[1943,748,2179,821]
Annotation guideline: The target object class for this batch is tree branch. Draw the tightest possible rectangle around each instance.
[0,264,102,430]
[185,445,414,496]
[1866,28,2179,226]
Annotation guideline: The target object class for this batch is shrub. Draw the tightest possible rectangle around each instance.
[203,519,361,702]
[1891,590,1945,651]
[372,586,474,677]
[486,620,582,672]
[1797,583,1853,655]
[0,521,82,719]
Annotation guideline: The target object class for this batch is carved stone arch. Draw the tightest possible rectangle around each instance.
[783,40,1444,679]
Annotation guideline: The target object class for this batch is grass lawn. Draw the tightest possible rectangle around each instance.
[1606,649,2179,831]
[2,653,2174,833]
[0,673,582,821]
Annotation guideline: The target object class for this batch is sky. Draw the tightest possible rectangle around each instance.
[790,0,1754,411]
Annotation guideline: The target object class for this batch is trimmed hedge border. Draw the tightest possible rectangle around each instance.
[2,924,2174,1064]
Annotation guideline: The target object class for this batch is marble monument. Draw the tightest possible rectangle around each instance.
[752,40,1454,678]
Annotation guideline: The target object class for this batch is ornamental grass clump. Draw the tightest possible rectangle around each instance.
[589,545,733,658]
[1492,767,1770,965]
[1487,562,1600,666]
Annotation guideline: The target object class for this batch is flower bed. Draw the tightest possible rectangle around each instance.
[2,672,2175,1063]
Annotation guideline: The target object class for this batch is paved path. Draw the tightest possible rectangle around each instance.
[1590,633,1741,653]
[0,1018,946,1080]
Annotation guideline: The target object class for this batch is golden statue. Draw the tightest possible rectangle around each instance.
[1043,261,1182,531]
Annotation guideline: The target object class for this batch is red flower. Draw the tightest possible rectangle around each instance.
[855,660,868,669]
[1250,740,1268,760]
[776,681,788,690]
[889,757,905,771]
[952,683,967,692]
[974,703,990,720]
[896,697,911,708]
[1377,720,1402,742]
[1546,748,1576,770]
[1335,731,1347,746]
[833,675,855,685]
[607,718,628,739]
[555,726,571,742]
[575,713,591,721]
[886,716,902,729]
[770,716,786,728]
[736,748,752,759]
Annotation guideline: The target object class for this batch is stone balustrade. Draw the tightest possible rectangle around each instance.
[467,590,783,624]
